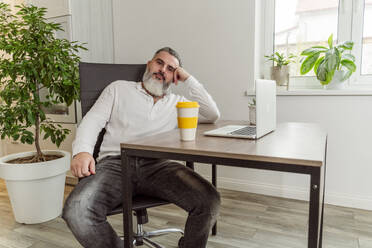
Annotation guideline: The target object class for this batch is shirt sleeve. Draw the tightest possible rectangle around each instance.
[72,83,115,157]
[182,76,220,123]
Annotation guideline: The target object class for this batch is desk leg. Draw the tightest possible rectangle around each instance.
[122,151,134,248]
[319,139,327,248]
[212,164,217,236]
[308,166,324,248]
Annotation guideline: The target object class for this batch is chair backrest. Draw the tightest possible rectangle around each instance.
[79,62,147,159]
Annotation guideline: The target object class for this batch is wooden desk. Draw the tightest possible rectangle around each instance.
[120,121,327,248]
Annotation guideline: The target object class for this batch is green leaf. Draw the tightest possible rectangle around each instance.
[301,47,327,56]
[342,53,355,62]
[328,34,334,48]
[341,60,356,72]
[323,47,340,72]
[0,3,86,149]
[338,41,354,50]
[300,53,320,75]
[25,136,33,144]
[325,69,335,84]
[313,56,325,76]
[264,52,295,67]
[316,60,328,82]
[341,70,353,81]
[316,60,335,84]
[43,132,50,140]
[24,130,33,137]
[311,46,329,49]
[26,108,35,125]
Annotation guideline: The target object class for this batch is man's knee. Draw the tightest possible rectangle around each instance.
[62,198,80,232]
[62,200,75,223]
[194,183,221,217]
[171,165,221,215]
[62,196,86,227]
[62,191,104,228]
[205,187,221,216]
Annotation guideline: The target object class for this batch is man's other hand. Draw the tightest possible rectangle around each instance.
[173,67,190,85]
[71,152,96,178]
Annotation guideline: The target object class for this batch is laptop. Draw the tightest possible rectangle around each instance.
[204,79,276,139]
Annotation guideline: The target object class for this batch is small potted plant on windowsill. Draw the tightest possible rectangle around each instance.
[248,98,256,125]
[265,52,296,87]
[300,34,356,89]
[0,3,86,224]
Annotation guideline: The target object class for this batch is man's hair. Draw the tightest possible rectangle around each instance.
[154,47,182,67]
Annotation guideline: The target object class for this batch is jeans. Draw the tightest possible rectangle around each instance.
[62,156,220,248]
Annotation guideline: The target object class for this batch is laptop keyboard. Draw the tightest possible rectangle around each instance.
[230,126,256,136]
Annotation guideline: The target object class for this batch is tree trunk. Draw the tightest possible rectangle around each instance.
[34,82,44,163]
[34,112,44,162]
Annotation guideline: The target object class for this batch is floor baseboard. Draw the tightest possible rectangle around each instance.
[202,174,372,211]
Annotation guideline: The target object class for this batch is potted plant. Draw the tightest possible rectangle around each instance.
[300,34,356,89]
[248,98,256,125]
[265,52,296,87]
[0,4,86,224]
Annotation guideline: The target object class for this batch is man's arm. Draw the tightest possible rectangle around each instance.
[174,68,220,123]
[71,84,115,177]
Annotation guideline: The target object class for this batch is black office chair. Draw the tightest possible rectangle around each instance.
[79,62,189,247]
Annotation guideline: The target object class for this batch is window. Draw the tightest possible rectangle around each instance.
[275,0,339,78]
[361,1,372,75]
[263,0,372,88]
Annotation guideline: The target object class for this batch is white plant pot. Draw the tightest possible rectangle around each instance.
[324,70,346,89]
[0,150,70,224]
[271,65,289,86]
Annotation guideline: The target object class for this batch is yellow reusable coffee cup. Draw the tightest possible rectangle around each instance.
[176,102,199,141]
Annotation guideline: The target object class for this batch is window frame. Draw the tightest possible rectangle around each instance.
[262,0,372,90]
[351,0,372,85]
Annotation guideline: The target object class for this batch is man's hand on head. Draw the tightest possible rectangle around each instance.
[173,67,190,85]
[70,152,96,178]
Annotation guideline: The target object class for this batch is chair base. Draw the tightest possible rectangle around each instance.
[121,226,184,248]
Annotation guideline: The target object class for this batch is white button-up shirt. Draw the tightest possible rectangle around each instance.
[72,76,220,161]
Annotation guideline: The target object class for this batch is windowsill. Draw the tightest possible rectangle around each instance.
[245,86,372,96]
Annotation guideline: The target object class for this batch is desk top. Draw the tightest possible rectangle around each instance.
[121,121,327,167]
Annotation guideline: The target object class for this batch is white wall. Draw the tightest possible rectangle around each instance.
[113,0,372,210]
[201,95,372,210]
[27,0,70,17]
[71,0,114,63]
[113,0,256,120]
[276,95,372,210]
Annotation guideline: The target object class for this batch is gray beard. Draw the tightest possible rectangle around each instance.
[142,70,171,97]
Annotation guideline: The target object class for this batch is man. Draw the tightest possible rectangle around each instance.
[62,47,221,248]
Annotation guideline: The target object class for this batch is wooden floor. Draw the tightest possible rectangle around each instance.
[1,179,372,248]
